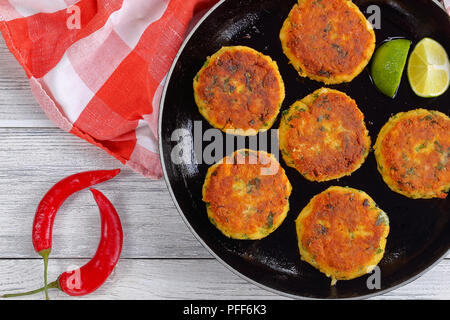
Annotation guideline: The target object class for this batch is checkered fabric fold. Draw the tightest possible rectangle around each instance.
[0,0,215,178]
[443,0,450,14]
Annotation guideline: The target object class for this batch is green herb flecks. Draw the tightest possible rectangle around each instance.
[202,59,210,68]
[317,114,330,122]
[316,224,328,235]
[244,72,252,92]
[402,153,409,161]
[287,113,301,122]
[313,0,323,6]
[209,216,217,227]
[415,142,427,152]
[267,212,274,229]
[331,43,348,58]
[205,75,218,93]
[223,77,235,93]
[246,177,261,194]
[434,141,444,154]
[421,114,433,122]
[376,211,389,226]
[317,95,329,106]
[405,167,415,176]
[318,69,331,78]
[422,114,439,125]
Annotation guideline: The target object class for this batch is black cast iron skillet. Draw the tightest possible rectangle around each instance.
[159,0,450,299]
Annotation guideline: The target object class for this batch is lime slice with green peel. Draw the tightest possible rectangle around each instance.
[407,38,450,98]
[370,39,411,98]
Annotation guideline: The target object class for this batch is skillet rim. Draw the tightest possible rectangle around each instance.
[158,0,450,299]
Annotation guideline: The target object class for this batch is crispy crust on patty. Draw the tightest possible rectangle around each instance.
[279,0,375,84]
[202,149,292,239]
[374,109,450,199]
[295,186,389,285]
[279,88,371,182]
[193,46,285,136]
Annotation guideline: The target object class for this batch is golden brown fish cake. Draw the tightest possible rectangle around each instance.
[279,88,371,182]
[295,186,389,285]
[193,46,285,135]
[279,0,375,84]
[374,109,450,199]
[202,149,292,239]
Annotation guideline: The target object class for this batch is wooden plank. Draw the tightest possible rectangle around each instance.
[0,39,54,128]
[0,259,281,300]
[0,258,448,300]
[0,128,209,259]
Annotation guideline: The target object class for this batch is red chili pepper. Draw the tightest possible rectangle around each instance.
[2,188,123,298]
[33,169,121,253]
[33,169,120,299]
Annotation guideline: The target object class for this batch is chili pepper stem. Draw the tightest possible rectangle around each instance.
[38,249,51,300]
[1,281,58,298]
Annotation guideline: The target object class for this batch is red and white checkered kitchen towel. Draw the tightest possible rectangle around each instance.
[0,0,215,178]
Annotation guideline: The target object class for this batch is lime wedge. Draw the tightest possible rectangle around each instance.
[370,39,411,98]
[407,38,450,98]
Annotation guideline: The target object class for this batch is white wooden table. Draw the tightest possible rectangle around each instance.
[0,35,448,300]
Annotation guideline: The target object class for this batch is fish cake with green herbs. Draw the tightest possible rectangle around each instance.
[279,88,371,182]
[279,0,375,84]
[193,46,285,135]
[202,149,292,239]
[374,109,450,199]
[295,186,390,285]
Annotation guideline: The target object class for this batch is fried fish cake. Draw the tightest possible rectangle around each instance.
[193,46,285,135]
[374,109,450,199]
[202,149,292,239]
[295,186,389,285]
[279,0,375,84]
[279,88,371,182]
